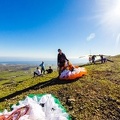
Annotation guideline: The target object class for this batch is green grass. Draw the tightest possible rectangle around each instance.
[0,56,120,120]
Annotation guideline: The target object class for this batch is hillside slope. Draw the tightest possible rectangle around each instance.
[0,55,120,120]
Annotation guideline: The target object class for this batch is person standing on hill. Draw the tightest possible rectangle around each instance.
[99,54,104,63]
[91,55,96,64]
[39,61,45,74]
[57,49,69,76]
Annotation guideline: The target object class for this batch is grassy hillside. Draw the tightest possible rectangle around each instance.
[0,55,120,120]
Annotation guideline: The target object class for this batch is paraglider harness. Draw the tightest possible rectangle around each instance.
[60,61,75,74]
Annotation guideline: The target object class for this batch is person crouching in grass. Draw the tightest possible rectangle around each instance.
[33,67,42,77]
[46,66,53,74]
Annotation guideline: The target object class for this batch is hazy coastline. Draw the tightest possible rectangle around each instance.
[0,57,88,66]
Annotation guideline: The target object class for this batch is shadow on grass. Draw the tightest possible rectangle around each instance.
[0,77,79,102]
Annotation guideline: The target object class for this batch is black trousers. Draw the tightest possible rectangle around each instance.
[58,62,65,76]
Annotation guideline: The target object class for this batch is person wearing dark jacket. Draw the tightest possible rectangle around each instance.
[57,49,69,76]
[100,54,104,63]
[46,66,53,74]
[91,55,96,64]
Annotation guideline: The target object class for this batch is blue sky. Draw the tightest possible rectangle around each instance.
[0,0,120,61]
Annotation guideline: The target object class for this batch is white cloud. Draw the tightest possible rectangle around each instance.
[87,33,96,41]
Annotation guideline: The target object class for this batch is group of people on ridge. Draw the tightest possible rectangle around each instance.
[34,49,108,78]
[33,61,53,77]
[34,48,71,77]
[89,54,107,64]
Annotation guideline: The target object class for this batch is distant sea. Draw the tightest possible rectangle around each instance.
[0,61,56,66]
[0,59,87,66]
